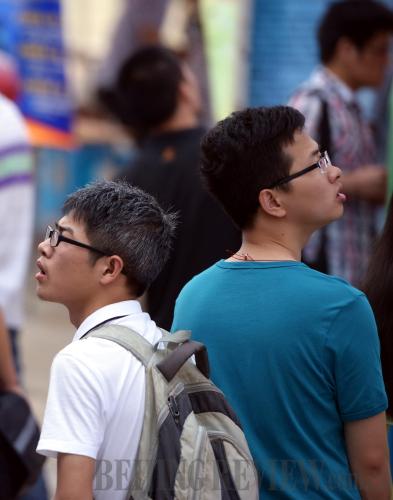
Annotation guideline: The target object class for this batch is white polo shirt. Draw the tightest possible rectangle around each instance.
[37,300,162,500]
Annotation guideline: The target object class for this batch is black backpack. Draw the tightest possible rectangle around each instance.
[0,391,45,499]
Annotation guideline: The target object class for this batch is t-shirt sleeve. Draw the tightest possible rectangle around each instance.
[171,285,191,332]
[325,294,387,422]
[37,351,109,459]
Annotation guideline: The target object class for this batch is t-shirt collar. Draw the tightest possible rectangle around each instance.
[315,66,357,105]
[73,300,142,342]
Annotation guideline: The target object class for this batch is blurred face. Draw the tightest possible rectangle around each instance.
[278,131,345,231]
[35,214,104,310]
[349,32,391,88]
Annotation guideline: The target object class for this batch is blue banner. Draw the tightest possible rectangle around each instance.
[15,0,73,145]
[0,0,18,55]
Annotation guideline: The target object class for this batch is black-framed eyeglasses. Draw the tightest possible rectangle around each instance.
[268,151,332,189]
[45,225,108,256]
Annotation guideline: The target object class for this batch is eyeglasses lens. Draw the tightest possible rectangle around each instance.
[45,226,58,247]
[51,231,58,247]
[319,152,331,173]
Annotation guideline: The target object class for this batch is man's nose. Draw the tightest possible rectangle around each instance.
[38,238,52,256]
[328,164,342,183]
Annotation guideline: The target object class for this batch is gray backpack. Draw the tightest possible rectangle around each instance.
[87,325,259,500]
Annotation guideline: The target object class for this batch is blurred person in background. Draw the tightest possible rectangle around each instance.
[363,194,393,478]
[362,192,393,484]
[96,0,211,125]
[363,195,393,426]
[0,94,33,375]
[289,0,393,286]
[0,94,47,499]
[103,45,239,329]
[0,310,20,393]
[95,0,167,91]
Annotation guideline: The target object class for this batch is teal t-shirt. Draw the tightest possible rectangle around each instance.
[172,260,387,499]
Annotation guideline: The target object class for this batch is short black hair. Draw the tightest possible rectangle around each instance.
[318,0,393,64]
[101,45,183,139]
[200,106,305,229]
[63,180,177,296]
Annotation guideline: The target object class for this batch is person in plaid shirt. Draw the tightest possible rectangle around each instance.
[289,0,393,285]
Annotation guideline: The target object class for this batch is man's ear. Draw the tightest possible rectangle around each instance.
[178,78,191,105]
[336,37,358,62]
[99,255,125,285]
[258,189,287,218]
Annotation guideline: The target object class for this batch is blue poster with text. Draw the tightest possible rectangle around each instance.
[15,0,72,145]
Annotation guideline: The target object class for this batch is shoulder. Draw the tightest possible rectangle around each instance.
[178,261,221,289]
[290,87,325,133]
[290,270,379,377]
[52,336,138,385]
[300,266,366,306]
[289,70,331,120]
[305,273,377,347]
[173,262,220,308]
[59,334,136,360]
[290,67,329,100]
[267,265,370,324]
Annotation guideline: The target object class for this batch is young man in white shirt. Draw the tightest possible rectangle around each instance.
[36,180,176,500]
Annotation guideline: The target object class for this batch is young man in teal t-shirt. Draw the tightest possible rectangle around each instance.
[172,106,391,498]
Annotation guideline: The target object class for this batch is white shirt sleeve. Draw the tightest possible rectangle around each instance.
[37,349,110,459]
[0,96,34,328]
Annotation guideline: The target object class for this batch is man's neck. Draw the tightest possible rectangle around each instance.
[324,62,360,92]
[230,221,313,263]
[152,106,199,135]
[67,293,135,329]
[230,240,300,262]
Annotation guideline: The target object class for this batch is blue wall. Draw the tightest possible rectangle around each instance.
[35,144,134,230]
[249,0,393,107]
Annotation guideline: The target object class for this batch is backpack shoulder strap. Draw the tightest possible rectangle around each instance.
[305,90,331,153]
[85,324,154,367]
[155,328,191,349]
[318,98,331,154]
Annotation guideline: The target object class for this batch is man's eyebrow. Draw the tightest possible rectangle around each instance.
[310,147,321,160]
[55,221,74,235]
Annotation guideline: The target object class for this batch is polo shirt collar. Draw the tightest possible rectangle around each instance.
[315,66,357,105]
[73,300,142,342]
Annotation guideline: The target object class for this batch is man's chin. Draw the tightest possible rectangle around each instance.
[335,205,344,220]
[325,206,344,225]
[36,286,57,303]
[312,209,343,233]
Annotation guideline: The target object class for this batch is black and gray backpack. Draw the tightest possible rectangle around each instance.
[87,325,259,499]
